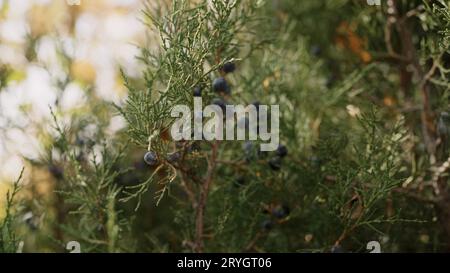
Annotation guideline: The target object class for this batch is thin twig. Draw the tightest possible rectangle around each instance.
[194,140,219,253]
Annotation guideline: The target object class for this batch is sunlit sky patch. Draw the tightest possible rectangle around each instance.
[0,0,146,180]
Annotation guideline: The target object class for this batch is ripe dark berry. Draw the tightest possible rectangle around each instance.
[261,219,273,231]
[167,152,181,164]
[212,77,231,94]
[268,156,282,171]
[49,165,63,180]
[144,151,158,166]
[310,45,322,56]
[234,176,246,187]
[193,86,202,97]
[75,137,85,146]
[221,62,236,74]
[76,153,85,163]
[272,205,290,219]
[187,142,200,153]
[276,144,288,158]
[212,97,227,112]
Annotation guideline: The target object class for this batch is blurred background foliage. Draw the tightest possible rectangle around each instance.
[0,0,449,253]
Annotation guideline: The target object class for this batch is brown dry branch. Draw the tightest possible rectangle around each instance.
[194,140,220,253]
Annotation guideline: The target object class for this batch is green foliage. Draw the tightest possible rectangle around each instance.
[47,109,129,253]
[119,0,264,148]
[0,169,23,253]
[1,0,450,253]
[118,0,266,206]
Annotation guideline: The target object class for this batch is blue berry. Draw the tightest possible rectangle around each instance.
[234,176,246,187]
[212,77,231,94]
[310,45,322,56]
[273,205,290,219]
[144,151,158,166]
[261,219,273,231]
[193,86,202,97]
[268,156,282,171]
[187,142,200,153]
[75,137,85,146]
[262,207,270,215]
[276,144,288,158]
[49,165,63,180]
[222,62,236,74]
[167,152,181,164]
